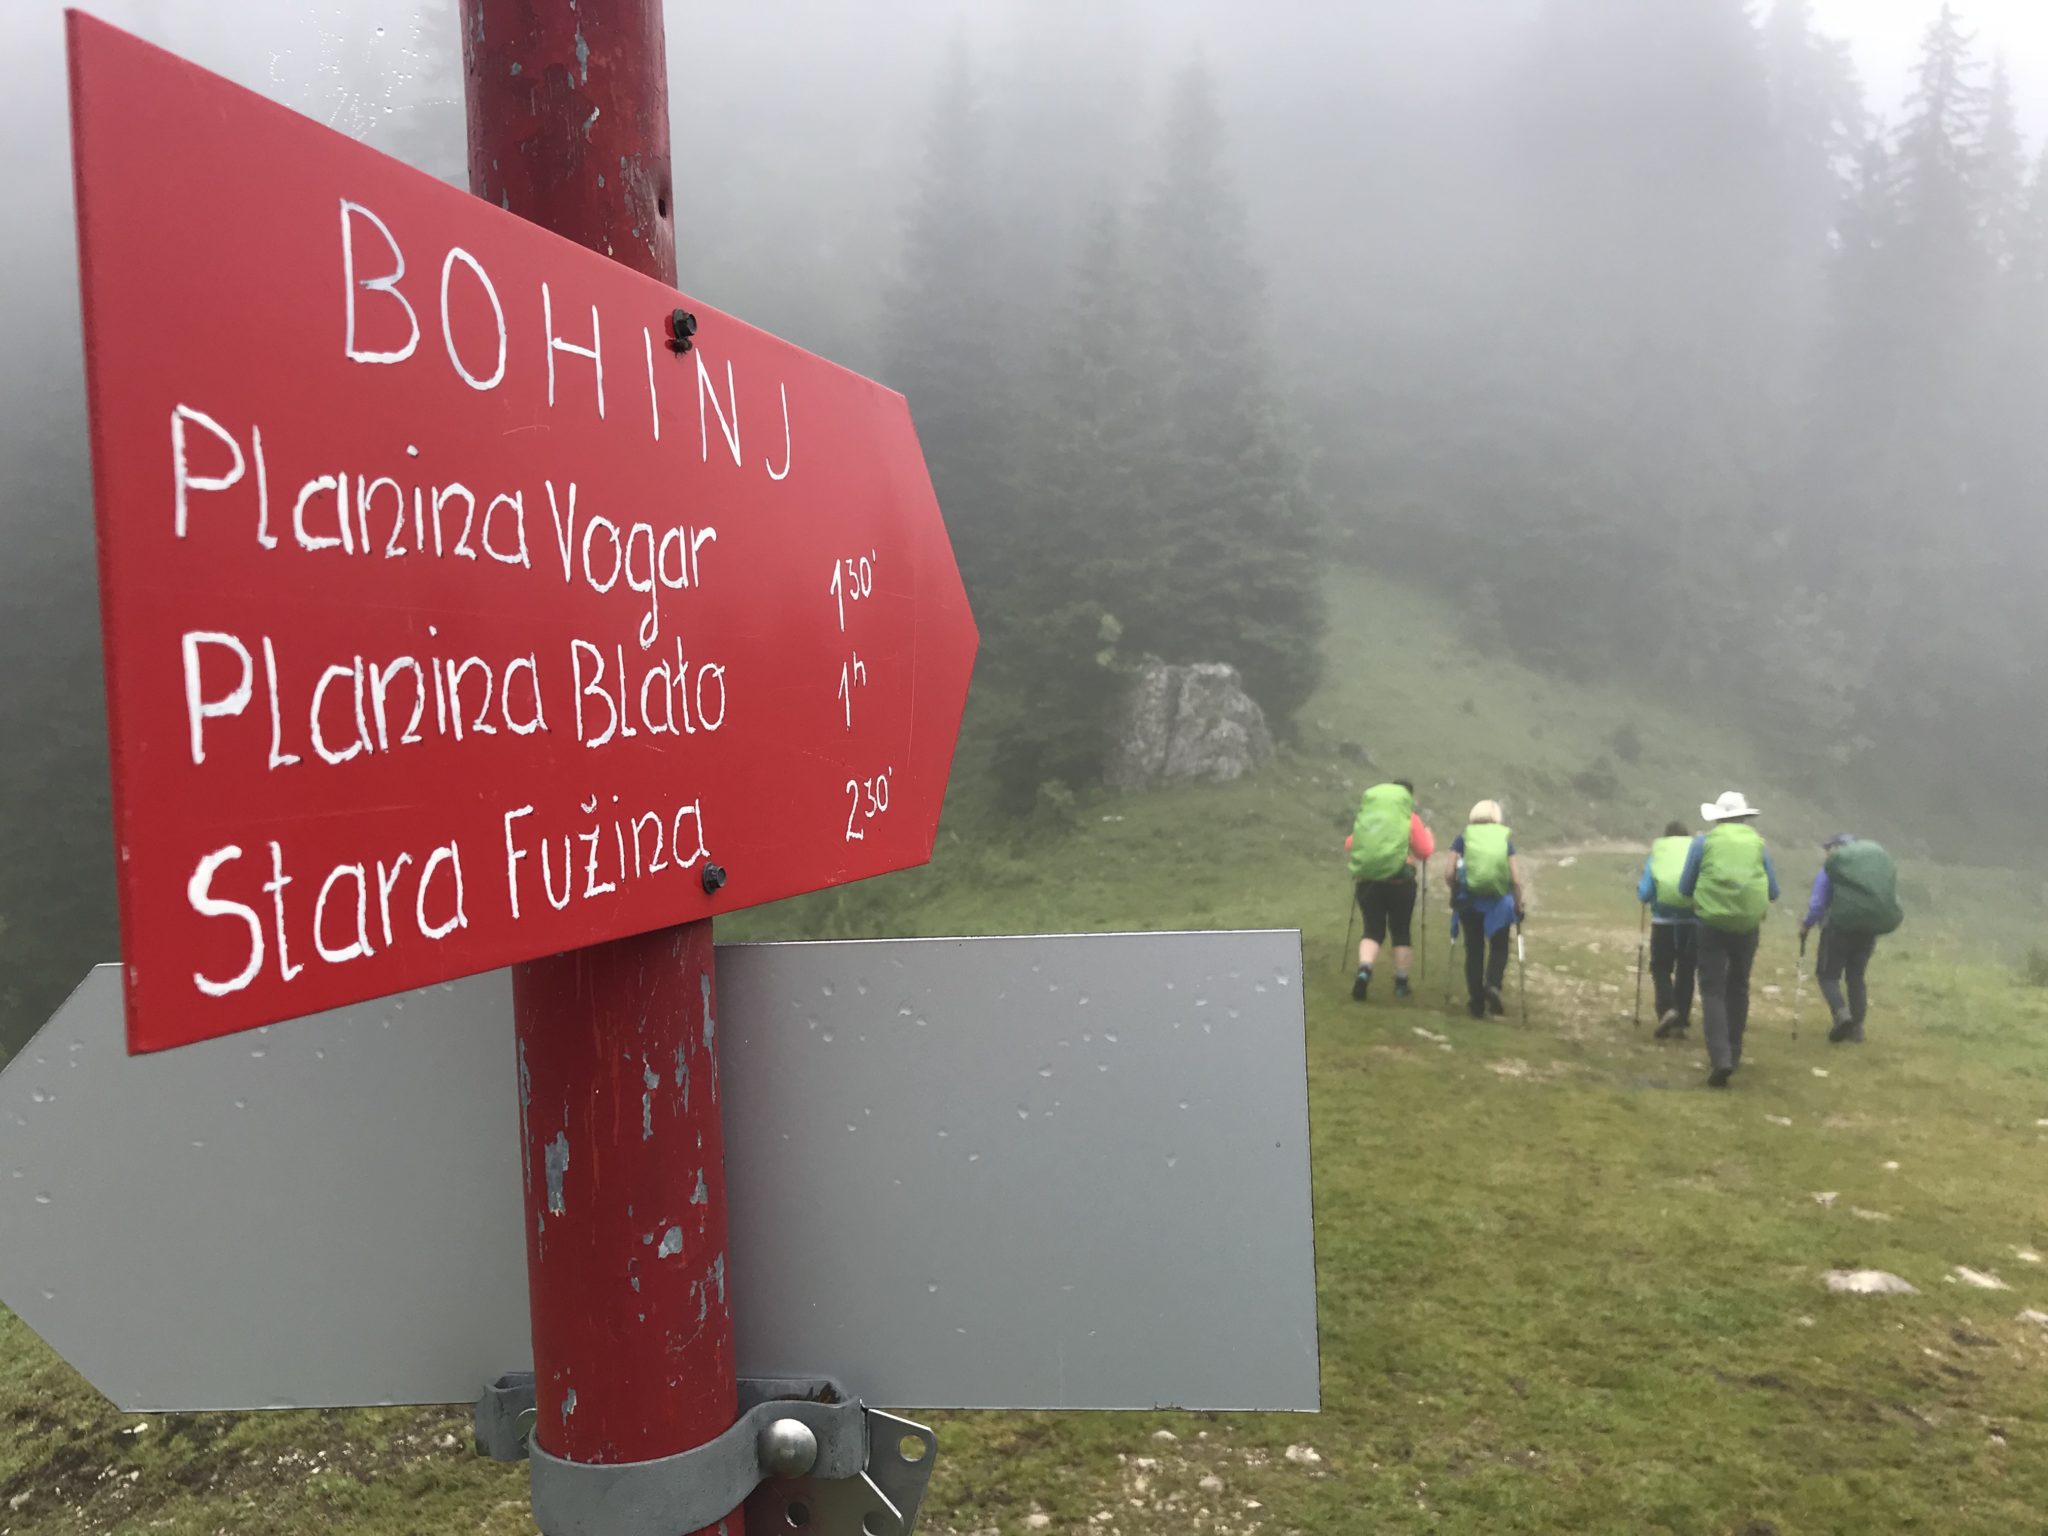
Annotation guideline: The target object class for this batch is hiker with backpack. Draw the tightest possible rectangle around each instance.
[1446,800,1524,1019]
[1636,820,1699,1040]
[1801,834,1904,1044]
[1676,790,1781,1088]
[1346,780,1436,1002]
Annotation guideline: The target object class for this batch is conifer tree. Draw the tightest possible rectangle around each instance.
[1979,57,2028,269]
[883,41,1021,602]
[1133,64,1323,723]
[984,209,1159,805]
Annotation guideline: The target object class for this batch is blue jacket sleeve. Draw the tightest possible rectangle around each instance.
[1763,849,1781,902]
[1803,870,1831,929]
[1637,857,1655,905]
[1676,835,1706,898]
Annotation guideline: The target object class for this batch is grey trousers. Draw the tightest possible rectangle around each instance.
[1697,925,1761,1073]
[1818,928,1878,1027]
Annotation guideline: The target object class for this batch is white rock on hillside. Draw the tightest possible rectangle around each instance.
[1106,660,1273,790]
[1824,1269,1918,1295]
[1950,1266,2011,1291]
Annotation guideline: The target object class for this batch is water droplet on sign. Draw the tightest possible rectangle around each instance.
[34,1192,52,1205]
[1038,1066,1054,1078]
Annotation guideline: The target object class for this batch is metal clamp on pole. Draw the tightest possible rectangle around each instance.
[474,1376,938,1536]
[474,1372,540,1462]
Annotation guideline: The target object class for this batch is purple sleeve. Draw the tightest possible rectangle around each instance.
[1804,869,1831,929]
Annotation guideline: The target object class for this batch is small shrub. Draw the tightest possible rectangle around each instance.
[1572,757,1623,800]
[1032,779,1080,832]
[1610,720,1644,764]
[2021,946,2048,988]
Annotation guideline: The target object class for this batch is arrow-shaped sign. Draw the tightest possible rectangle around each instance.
[67,17,977,1051]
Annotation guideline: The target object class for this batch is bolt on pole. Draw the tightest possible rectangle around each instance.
[457,4,740,1528]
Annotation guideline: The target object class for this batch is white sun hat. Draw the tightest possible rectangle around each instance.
[1700,790,1761,823]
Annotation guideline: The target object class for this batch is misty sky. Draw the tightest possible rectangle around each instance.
[1817,0,2048,130]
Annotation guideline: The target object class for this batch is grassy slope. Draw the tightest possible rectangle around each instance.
[4,564,2046,1535]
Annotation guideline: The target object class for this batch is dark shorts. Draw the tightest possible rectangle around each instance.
[1355,877,1417,947]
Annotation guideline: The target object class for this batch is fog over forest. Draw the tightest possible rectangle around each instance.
[4,0,2047,1058]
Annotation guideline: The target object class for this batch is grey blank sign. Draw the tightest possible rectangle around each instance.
[0,932,1318,1414]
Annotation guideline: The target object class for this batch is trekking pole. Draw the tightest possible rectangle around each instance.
[1418,865,1430,990]
[1633,903,1647,1030]
[1517,922,1530,1026]
[1444,891,1457,1010]
[1340,886,1357,978]
[1793,928,1809,1042]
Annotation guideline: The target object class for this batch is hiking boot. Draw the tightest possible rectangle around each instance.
[1485,987,1506,1017]
[1653,1012,1684,1040]
[1467,997,1486,1020]
[1351,967,1371,1003]
[1707,1066,1733,1089]
[1827,1014,1854,1044]
[1845,1023,1865,1043]
[1394,975,1412,999]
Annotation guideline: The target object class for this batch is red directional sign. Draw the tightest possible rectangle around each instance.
[65,15,977,1053]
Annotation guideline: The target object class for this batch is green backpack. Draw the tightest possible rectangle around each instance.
[1462,823,1513,899]
[1649,835,1695,912]
[1825,840,1905,936]
[1348,783,1414,882]
[1693,823,1770,934]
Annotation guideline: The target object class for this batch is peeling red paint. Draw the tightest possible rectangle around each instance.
[461,0,675,287]
[512,922,736,1483]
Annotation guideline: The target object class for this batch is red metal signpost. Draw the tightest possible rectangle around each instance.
[460,0,733,1500]
[66,7,977,1533]
[66,12,976,1055]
